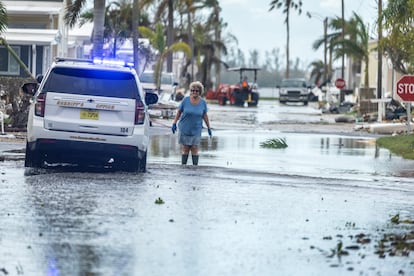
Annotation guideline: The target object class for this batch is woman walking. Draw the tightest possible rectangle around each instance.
[171,81,212,165]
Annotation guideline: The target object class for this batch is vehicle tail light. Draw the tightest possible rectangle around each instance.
[35,93,46,117]
[135,100,145,125]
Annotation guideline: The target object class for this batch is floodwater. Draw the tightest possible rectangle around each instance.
[1,100,414,275]
[151,130,414,181]
[150,99,414,182]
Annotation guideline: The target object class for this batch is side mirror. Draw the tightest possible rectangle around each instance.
[173,81,178,86]
[36,74,43,83]
[21,82,38,95]
[145,92,159,105]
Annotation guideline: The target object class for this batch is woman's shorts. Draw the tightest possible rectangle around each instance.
[179,133,201,146]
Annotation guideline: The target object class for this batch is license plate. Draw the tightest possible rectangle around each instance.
[80,109,99,120]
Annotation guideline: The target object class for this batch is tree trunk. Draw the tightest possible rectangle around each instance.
[0,38,35,80]
[285,9,290,79]
[132,0,139,73]
[92,0,105,58]
[187,10,194,82]
[166,0,174,72]
[214,4,221,89]
[377,0,383,98]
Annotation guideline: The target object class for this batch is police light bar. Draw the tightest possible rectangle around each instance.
[92,57,134,67]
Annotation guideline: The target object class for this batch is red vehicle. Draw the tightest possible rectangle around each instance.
[206,67,260,107]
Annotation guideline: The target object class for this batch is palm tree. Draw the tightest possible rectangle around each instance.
[138,23,192,90]
[333,12,370,88]
[154,0,175,72]
[308,60,324,86]
[79,0,133,58]
[381,0,414,75]
[269,0,303,79]
[65,0,106,58]
[202,0,223,89]
[132,0,139,72]
[191,20,228,90]
[0,0,7,34]
[311,16,356,83]
[183,0,196,81]
[0,2,36,79]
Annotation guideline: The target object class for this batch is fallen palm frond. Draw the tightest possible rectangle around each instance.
[260,138,288,149]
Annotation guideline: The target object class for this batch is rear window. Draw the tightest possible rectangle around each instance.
[140,72,175,85]
[42,67,139,99]
[140,72,155,83]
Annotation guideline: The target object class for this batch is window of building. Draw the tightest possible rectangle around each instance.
[0,46,20,75]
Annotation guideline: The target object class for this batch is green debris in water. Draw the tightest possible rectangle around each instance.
[260,138,288,149]
[155,197,165,204]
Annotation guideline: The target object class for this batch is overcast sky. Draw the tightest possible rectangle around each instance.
[220,0,382,68]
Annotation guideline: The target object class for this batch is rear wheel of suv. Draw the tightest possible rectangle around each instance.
[139,151,147,172]
[24,143,42,168]
[124,151,147,172]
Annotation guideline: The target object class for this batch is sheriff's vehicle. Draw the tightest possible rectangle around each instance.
[22,57,158,172]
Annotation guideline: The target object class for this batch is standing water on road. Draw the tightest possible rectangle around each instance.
[150,129,414,182]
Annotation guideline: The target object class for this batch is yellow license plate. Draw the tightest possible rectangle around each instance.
[80,109,99,120]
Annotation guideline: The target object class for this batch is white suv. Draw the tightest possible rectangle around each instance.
[22,58,158,172]
[139,70,177,95]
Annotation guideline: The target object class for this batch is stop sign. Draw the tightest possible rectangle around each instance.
[396,75,414,101]
[335,78,346,89]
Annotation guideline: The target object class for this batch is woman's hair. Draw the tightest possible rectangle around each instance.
[189,81,204,95]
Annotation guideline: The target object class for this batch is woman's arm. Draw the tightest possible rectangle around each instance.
[203,113,210,129]
[173,109,182,124]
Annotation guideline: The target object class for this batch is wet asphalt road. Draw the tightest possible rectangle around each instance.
[1,100,414,275]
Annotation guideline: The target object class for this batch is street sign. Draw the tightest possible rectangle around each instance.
[335,78,346,89]
[396,75,414,102]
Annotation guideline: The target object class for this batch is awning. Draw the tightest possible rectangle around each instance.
[3,1,62,15]
[3,28,59,45]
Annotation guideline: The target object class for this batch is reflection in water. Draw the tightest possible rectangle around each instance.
[150,135,218,157]
[24,174,137,275]
[319,137,375,156]
[150,134,180,157]
[199,136,219,151]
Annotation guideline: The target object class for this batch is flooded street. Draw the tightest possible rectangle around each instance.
[1,100,414,275]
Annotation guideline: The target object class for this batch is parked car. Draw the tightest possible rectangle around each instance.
[139,70,178,97]
[278,78,311,105]
[21,57,158,172]
[140,70,180,118]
